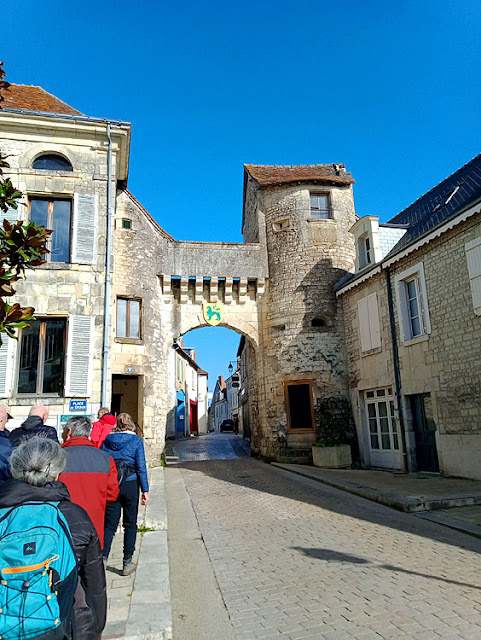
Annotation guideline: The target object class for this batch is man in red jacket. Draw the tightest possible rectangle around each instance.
[90,407,117,448]
[59,416,119,547]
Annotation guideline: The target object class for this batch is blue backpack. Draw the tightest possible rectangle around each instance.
[0,501,78,640]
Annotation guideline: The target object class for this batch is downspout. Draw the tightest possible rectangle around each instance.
[385,267,409,472]
[101,123,114,407]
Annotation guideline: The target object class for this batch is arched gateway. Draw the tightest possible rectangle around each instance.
[113,164,356,463]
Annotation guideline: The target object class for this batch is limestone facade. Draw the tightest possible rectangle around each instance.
[0,105,129,434]
[338,206,481,479]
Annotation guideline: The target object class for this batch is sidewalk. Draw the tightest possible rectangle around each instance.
[273,463,481,539]
[103,467,172,640]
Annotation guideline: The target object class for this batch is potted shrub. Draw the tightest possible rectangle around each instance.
[312,398,353,468]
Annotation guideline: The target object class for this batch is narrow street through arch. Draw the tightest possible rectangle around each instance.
[166,436,481,640]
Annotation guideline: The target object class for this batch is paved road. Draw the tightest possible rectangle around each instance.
[168,434,481,639]
[170,432,251,461]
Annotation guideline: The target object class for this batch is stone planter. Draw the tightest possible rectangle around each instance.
[312,444,352,469]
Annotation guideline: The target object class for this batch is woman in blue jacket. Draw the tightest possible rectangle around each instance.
[102,413,149,575]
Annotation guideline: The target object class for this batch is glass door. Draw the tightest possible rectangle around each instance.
[365,387,402,469]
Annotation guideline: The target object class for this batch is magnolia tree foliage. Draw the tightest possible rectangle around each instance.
[0,62,51,341]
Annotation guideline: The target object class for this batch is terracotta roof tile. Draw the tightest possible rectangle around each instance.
[245,163,354,187]
[1,84,83,116]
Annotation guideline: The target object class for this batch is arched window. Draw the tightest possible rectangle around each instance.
[32,154,73,171]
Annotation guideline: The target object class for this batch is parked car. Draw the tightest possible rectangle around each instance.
[220,419,234,432]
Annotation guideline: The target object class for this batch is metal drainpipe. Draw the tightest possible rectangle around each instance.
[101,123,114,407]
[385,267,409,472]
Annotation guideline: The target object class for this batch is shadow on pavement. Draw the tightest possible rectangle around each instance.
[171,457,481,556]
[294,546,481,590]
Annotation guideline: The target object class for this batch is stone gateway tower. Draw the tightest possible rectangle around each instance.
[242,165,357,460]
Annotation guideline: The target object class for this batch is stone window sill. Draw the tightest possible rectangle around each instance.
[401,333,430,347]
[115,337,144,346]
[361,346,382,357]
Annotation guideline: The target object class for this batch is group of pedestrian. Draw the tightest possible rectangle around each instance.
[0,404,150,640]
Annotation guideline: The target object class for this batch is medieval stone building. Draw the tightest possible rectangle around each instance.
[1,83,480,479]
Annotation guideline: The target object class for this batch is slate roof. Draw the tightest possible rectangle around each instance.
[384,152,481,257]
[335,152,481,293]
[245,163,354,187]
[1,84,83,116]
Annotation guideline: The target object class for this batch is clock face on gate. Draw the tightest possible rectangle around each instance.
[202,301,224,326]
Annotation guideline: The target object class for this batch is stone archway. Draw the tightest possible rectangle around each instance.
[159,269,268,454]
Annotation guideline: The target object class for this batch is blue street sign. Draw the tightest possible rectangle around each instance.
[69,399,87,412]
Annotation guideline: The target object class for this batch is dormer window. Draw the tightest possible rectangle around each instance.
[359,233,372,269]
[32,154,73,171]
[310,193,331,219]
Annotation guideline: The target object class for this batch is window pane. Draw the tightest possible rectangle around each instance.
[393,433,399,450]
[51,200,71,263]
[117,299,127,337]
[381,433,391,449]
[42,320,64,394]
[30,199,49,229]
[33,154,73,171]
[410,315,421,337]
[129,300,140,338]
[287,384,313,429]
[368,404,376,418]
[377,389,386,397]
[18,321,41,393]
[380,416,389,434]
[369,417,378,434]
[370,434,379,449]
[378,401,388,417]
[366,391,375,398]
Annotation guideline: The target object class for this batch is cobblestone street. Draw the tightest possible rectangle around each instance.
[167,434,481,640]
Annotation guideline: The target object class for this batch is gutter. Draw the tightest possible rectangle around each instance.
[0,106,130,127]
[101,123,114,407]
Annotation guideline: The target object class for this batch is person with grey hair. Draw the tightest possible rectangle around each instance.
[0,436,107,639]
[59,416,119,549]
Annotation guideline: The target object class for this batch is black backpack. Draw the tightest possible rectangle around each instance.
[114,459,136,484]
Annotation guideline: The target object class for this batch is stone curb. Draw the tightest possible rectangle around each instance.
[272,463,481,513]
[124,467,173,640]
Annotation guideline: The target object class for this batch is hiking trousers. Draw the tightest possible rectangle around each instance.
[103,478,140,563]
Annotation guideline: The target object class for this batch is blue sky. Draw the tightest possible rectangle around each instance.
[3,0,481,389]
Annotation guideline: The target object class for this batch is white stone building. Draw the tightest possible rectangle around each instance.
[0,85,130,436]
[337,154,481,478]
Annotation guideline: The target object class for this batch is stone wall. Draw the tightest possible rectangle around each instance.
[244,180,357,457]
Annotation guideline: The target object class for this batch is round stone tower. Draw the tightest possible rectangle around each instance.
[243,164,357,460]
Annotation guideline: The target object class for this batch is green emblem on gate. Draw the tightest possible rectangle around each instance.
[202,301,224,326]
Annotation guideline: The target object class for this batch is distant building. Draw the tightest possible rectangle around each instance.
[168,343,208,438]
[211,376,228,431]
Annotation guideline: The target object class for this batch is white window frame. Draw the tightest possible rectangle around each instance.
[394,262,431,343]
[465,236,481,315]
[309,192,331,220]
[365,387,399,452]
[358,233,372,269]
